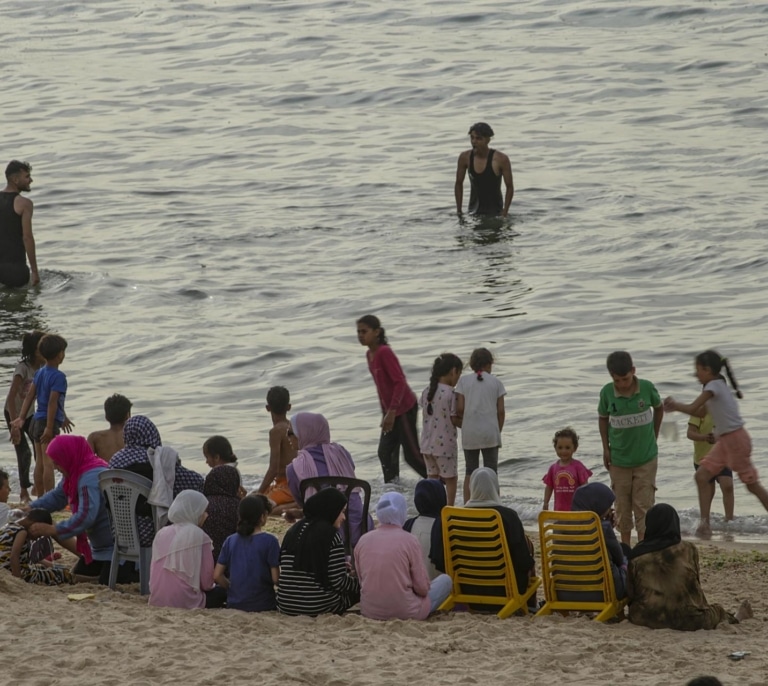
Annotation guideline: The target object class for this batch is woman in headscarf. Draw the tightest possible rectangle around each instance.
[627,503,752,630]
[285,412,370,547]
[149,490,224,609]
[27,435,115,583]
[355,492,452,620]
[430,468,534,603]
[276,488,360,616]
[202,463,241,562]
[570,482,628,600]
[403,479,447,580]
[110,415,204,547]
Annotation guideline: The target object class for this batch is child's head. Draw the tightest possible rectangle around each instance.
[38,334,68,363]
[20,509,53,537]
[237,494,272,536]
[356,314,388,346]
[552,427,579,462]
[606,350,635,391]
[469,348,494,379]
[695,350,743,398]
[104,394,132,425]
[266,386,291,416]
[202,435,237,467]
[21,330,46,365]
[426,353,464,415]
[0,469,10,503]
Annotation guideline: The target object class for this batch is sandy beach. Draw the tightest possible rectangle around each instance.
[2,516,766,686]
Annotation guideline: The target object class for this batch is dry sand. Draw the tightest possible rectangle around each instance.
[2,520,766,686]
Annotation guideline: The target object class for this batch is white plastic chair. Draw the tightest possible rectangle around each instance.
[99,469,160,595]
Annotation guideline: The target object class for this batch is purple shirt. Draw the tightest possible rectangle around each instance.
[543,459,593,511]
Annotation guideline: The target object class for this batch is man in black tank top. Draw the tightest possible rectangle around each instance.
[0,160,39,287]
[455,123,514,217]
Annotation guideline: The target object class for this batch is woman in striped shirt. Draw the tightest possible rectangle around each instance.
[277,488,360,616]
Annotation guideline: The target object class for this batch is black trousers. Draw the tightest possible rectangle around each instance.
[4,409,32,489]
[377,403,426,482]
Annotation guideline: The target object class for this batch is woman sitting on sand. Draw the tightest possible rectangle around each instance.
[277,488,360,616]
[355,492,452,620]
[403,479,446,580]
[627,503,752,630]
[430,468,535,604]
[285,412,369,547]
[201,463,241,563]
[149,490,225,609]
[27,435,118,584]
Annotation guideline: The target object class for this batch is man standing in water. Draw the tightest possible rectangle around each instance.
[455,123,514,217]
[0,160,39,288]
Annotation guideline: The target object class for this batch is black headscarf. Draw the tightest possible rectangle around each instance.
[571,482,615,515]
[627,503,681,560]
[403,479,446,533]
[281,488,347,588]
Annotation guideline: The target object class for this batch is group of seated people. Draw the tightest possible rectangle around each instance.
[0,410,754,630]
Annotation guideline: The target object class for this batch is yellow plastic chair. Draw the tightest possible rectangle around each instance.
[535,510,627,622]
[438,506,541,618]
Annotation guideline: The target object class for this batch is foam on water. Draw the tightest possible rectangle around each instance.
[2,0,768,537]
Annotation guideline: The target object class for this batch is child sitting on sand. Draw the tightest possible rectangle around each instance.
[256,386,298,516]
[86,393,132,460]
[0,509,73,585]
[542,427,592,511]
[214,495,280,612]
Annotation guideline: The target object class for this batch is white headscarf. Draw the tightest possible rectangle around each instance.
[376,491,407,526]
[465,468,504,507]
[155,490,210,589]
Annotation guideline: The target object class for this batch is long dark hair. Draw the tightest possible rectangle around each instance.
[469,348,494,381]
[356,314,388,345]
[426,353,463,415]
[203,435,237,463]
[695,350,743,399]
[237,495,271,536]
[20,330,46,366]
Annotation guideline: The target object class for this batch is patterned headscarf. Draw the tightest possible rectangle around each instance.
[110,415,162,468]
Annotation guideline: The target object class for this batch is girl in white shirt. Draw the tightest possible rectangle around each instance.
[664,350,768,539]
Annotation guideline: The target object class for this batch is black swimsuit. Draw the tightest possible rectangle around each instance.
[468,149,503,216]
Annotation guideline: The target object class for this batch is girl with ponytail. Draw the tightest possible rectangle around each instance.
[664,350,768,538]
[213,495,280,612]
[418,353,463,505]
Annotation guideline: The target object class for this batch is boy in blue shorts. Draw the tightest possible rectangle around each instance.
[14,334,73,495]
[598,351,663,546]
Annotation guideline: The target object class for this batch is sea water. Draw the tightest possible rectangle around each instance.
[2,0,768,540]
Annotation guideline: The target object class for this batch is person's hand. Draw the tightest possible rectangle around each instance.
[10,425,21,445]
[603,449,611,471]
[62,417,74,434]
[40,426,53,445]
[11,417,24,431]
[663,396,677,412]
[30,270,40,286]
[707,432,716,444]
[29,522,57,538]
[237,485,247,499]
[380,411,395,433]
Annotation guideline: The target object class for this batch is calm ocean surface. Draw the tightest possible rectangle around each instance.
[2,0,768,539]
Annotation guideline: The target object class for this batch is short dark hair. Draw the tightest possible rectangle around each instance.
[266,386,291,415]
[104,394,132,425]
[25,509,53,525]
[0,468,9,489]
[468,122,495,138]
[38,334,68,361]
[5,160,31,180]
[553,427,580,450]
[606,350,633,376]
[687,678,723,686]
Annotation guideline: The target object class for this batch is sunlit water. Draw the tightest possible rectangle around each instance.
[2,0,768,540]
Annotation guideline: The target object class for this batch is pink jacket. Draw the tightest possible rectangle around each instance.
[354,525,431,620]
[367,345,417,416]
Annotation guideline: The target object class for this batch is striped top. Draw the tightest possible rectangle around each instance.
[276,532,360,616]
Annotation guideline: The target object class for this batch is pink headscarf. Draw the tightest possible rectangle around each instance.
[47,435,109,563]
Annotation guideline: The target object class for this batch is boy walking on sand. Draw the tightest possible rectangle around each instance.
[87,394,132,460]
[598,351,663,546]
[256,386,298,517]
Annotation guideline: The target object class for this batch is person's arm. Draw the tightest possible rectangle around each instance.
[10,529,29,578]
[687,422,715,444]
[409,538,431,598]
[598,415,611,470]
[200,540,215,591]
[52,479,101,540]
[326,538,360,594]
[19,197,39,285]
[6,373,24,443]
[30,482,68,513]
[499,153,514,216]
[12,382,36,430]
[41,390,60,445]
[455,151,468,214]
[271,567,279,586]
[378,347,410,431]
[452,393,464,428]
[257,426,283,493]
[543,485,553,510]
[664,390,712,418]
[496,395,505,431]
[213,563,230,590]
[652,405,664,439]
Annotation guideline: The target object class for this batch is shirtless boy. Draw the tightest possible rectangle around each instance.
[86,394,132,460]
[256,386,298,516]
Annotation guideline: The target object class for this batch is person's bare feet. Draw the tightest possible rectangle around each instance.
[20,488,30,504]
[695,522,712,540]
[736,600,753,622]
